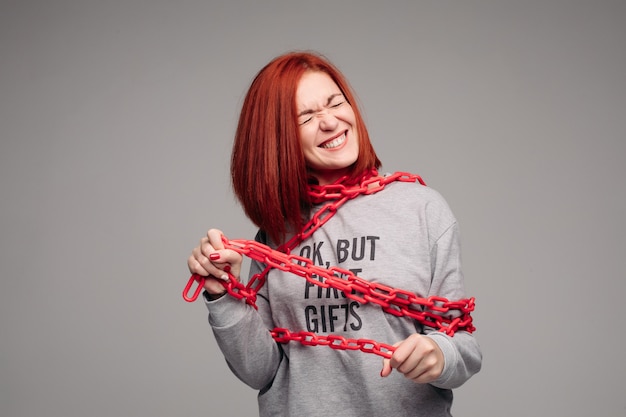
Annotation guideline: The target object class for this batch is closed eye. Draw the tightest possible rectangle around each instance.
[299,116,312,125]
[297,93,345,125]
[328,93,345,108]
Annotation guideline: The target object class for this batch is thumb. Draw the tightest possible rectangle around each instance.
[380,340,402,378]
[380,357,392,378]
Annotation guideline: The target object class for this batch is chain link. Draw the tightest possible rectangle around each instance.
[183,171,475,358]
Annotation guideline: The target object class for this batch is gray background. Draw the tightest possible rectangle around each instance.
[1,0,625,416]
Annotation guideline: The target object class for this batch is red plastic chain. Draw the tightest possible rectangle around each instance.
[183,171,476,358]
[271,328,396,359]
[278,170,426,253]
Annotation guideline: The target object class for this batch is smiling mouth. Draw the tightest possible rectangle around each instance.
[319,132,346,149]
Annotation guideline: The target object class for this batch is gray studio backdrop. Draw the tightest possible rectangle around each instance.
[1,0,625,416]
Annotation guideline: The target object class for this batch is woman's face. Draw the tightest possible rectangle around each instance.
[296,71,359,185]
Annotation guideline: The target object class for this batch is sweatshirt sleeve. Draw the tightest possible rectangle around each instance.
[204,246,283,390]
[423,199,482,389]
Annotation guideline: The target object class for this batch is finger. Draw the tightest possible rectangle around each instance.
[380,340,402,378]
[210,249,242,266]
[405,356,440,383]
[193,237,230,277]
[202,275,229,293]
[207,229,226,250]
[199,236,215,257]
[380,358,392,377]
[194,245,224,278]
[402,355,427,381]
[389,334,419,370]
[188,254,210,276]
[399,337,444,383]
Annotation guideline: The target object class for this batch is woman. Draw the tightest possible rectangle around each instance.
[186,51,482,416]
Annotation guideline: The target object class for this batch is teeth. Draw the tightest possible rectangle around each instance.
[320,133,345,149]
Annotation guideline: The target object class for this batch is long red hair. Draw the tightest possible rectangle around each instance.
[231,51,381,244]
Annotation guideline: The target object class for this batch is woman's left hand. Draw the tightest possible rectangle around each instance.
[380,333,444,384]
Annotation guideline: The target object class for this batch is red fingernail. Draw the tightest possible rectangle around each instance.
[224,265,231,273]
[209,253,220,260]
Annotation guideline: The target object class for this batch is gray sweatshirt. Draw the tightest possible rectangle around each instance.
[205,179,482,416]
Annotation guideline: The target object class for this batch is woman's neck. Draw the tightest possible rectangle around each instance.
[309,167,352,186]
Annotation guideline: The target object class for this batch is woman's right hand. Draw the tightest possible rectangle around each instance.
[187,229,243,297]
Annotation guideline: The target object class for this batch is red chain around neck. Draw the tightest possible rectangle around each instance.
[183,170,475,358]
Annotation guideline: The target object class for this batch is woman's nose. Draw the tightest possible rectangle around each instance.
[318,111,338,131]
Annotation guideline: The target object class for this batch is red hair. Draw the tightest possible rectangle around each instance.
[231,51,381,244]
